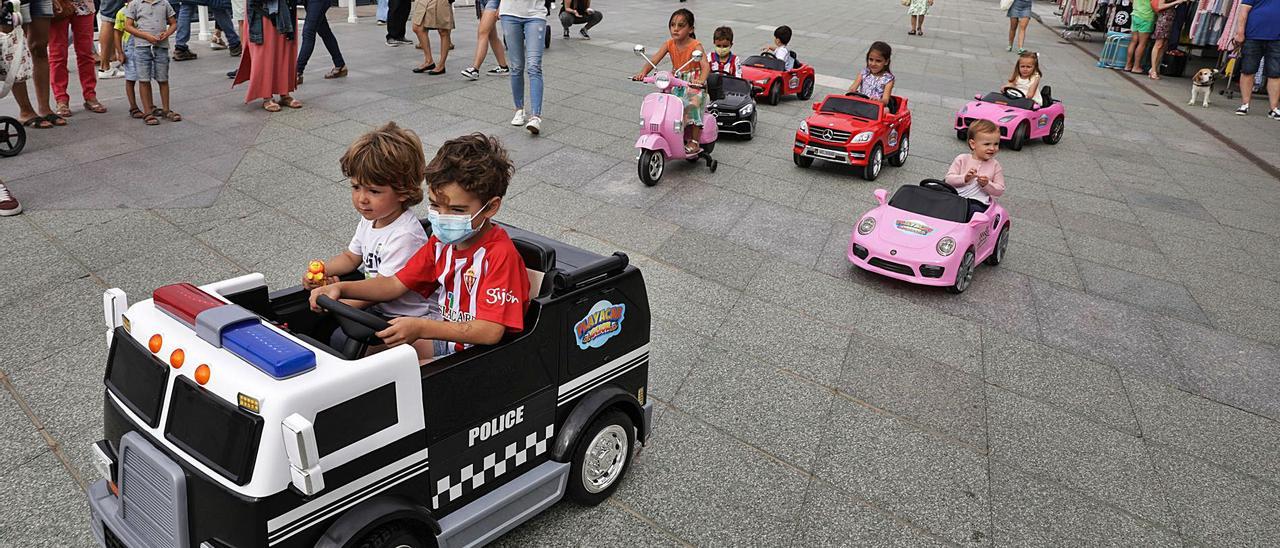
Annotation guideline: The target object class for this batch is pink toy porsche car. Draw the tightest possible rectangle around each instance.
[954,86,1064,151]
[848,180,1010,293]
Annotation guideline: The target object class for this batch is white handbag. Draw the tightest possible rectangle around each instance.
[0,0,32,98]
[1000,0,1015,10]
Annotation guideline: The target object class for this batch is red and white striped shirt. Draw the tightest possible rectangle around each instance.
[396,225,529,352]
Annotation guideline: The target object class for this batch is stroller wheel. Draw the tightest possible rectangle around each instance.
[0,117,26,157]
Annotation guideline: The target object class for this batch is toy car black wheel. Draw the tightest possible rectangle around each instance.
[568,409,635,505]
[0,117,26,158]
[793,151,813,168]
[355,520,430,548]
[888,133,909,167]
[1009,121,1028,151]
[797,77,814,100]
[1043,117,1064,145]
[956,128,967,141]
[985,225,1010,266]
[947,250,976,294]
[862,145,883,181]
[767,81,781,106]
[709,159,718,172]
[638,149,664,186]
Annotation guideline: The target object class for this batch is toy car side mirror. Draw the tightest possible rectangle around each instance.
[874,189,887,204]
[970,212,990,225]
[691,50,703,62]
[633,44,646,56]
[282,414,325,496]
[812,102,821,112]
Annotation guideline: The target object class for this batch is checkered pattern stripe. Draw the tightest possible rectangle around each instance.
[431,424,555,510]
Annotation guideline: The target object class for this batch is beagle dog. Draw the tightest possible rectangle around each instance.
[1189,68,1220,108]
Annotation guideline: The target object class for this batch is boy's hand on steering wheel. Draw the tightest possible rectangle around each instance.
[376,317,425,347]
[309,284,342,313]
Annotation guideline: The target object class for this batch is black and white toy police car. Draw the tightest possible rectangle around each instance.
[87,225,653,548]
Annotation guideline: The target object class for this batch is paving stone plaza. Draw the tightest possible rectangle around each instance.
[2,0,1279,545]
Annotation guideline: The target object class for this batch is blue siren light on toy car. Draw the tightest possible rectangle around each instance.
[153,283,316,379]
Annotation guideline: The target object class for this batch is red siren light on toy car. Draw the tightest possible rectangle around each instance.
[170,349,185,369]
[151,283,316,379]
[195,364,211,385]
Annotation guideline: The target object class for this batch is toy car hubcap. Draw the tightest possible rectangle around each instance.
[900,137,909,160]
[1051,120,1063,140]
[583,425,628,493]
[872,150,881,175]
[647,153,663,180]
[997,229,1009,261]
[957,253,974,291]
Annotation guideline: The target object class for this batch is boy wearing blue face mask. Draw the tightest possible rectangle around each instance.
[310,133,529,363]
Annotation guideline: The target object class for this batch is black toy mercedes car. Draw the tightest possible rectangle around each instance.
[707,74,757,139]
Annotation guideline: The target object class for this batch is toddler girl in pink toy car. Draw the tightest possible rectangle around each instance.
[1005,51,1043,106]
[847,41,896,105]
[945,119,1006,218]
[633,8,711,155]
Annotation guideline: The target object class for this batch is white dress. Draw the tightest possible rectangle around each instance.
[1013,76,1043,105]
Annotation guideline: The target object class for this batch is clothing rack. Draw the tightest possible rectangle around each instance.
[1058,0,1100,40]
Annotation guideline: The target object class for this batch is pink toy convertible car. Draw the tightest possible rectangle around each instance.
[954,86,1063,151]
[848,180,1010,293]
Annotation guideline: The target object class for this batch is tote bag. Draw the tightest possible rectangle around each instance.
[0,13,33,98]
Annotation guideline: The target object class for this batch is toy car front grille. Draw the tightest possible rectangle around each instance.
[119,435,186,548]
[806,141,848,153]
[103,526,128,548]
[808,127,852,142]
[868,257,915,276]
[961,117,977,127]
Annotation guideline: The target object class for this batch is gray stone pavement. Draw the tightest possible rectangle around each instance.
[2,0,1280,545]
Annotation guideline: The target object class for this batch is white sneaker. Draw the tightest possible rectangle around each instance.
[461,67,480,81]
[98,66,123,79]
[1269,108,1280,120]
[1235,104,1249,116]
[487,65,510,75]
[525,116,542,135]
[510,109,526,126]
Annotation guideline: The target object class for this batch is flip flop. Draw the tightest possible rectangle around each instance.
[44,113,67,126]
[21,117,53,129]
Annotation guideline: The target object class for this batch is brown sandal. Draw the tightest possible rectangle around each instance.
[129,107,144,119]
[55,103,73,117]
[280,96,302,109]
[163,110,183,122]
[324,66,348,79]
[263,99,282,112]
[143,113,160,125]
[84,100,107,114]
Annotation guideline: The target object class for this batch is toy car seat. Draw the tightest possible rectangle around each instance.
[511,237,556,300]
[888,181,969,223]
[706,73,725,101]
[1040,85,1054,105]
[887,96,901,115]
[788,50,798,69]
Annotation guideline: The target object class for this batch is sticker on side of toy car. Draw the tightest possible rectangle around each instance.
[895,220,935,236]
[575,300,626,350]
[1037,114,1049,128]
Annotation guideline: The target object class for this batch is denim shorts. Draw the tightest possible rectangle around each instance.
[480,0,500,11]
[1006,0,1032,19]
[19,0,54,20]
[130,43,170,82]
[1241,39,1280,79]
[123,41,139,80]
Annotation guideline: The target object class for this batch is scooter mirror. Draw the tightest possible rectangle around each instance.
[691,50,703,61]
[634,44,646,55]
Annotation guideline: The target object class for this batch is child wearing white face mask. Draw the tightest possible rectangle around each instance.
[710,26,741,78]
[310,133,529,364]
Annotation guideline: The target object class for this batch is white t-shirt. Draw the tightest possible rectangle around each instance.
[347,211,437,318]
[1013,76,1043,105]
[773,45,794,70]
[499,0,548,19]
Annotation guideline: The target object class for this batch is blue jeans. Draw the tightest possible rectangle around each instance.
[175,3,240,51]
[297,0,345,73]
[501,15,546,116]
[377,0,388,22]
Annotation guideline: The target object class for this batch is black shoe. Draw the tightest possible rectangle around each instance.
[229,44,242,57]
[412,63,436,73]
[226,69,237,79]
[296,72,304,85]
[579,29,590,40]
[563,28,569,38]
[173,48,198,61]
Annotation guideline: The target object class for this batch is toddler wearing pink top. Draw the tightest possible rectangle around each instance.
[945,120,1005,217]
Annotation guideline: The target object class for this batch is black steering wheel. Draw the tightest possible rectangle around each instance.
[920,179,958,195]
[316,295,390,360]
[1001,87,1026,100]
[845,91,871,100]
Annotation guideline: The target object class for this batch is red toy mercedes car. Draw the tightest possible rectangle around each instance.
[793,93,911,181]
[741,53,815,105]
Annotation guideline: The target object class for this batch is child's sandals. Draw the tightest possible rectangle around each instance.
[129,107,145,119]
[163,110,183,122]
[143,111,160,126]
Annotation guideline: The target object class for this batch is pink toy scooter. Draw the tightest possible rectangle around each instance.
[631,44,718,186]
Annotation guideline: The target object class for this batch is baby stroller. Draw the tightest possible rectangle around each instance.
[0,0,28,157]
